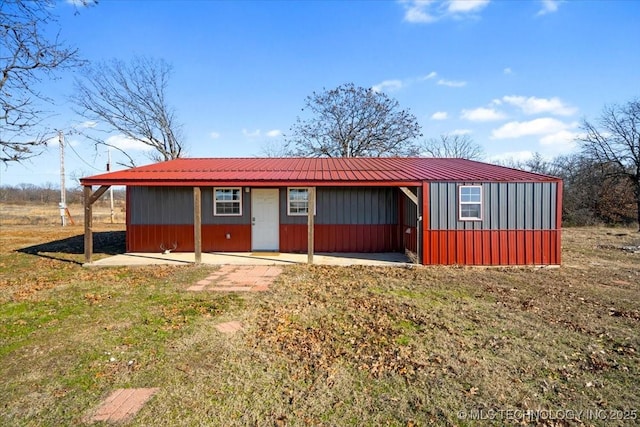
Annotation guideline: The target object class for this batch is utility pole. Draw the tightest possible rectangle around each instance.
[108,148,115,223]
[59,130,67,226]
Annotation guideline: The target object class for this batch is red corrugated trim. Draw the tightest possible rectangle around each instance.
[423,230,561,265]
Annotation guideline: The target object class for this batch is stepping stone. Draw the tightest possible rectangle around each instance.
[215,320,243,333]
[88,388,159,423]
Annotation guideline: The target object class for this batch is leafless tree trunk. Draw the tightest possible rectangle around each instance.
[420,134,484,160]
[0,0,92,163]
[578,99,640,230]
[287,83,422,157]
[72,57,185,164]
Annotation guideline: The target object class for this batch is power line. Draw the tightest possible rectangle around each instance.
[65,138,102,171]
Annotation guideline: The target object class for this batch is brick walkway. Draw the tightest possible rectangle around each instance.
[88,388,159,423]
[187,265,282,292]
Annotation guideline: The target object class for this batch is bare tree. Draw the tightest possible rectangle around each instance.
[287,83,422,157]
[72,57,185,165]
[421,134,484,160]
[578,99,640,230]
[259,139,291,158]
[0,0,93,163]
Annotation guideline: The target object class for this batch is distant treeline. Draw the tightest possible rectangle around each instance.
[0,184,126,207]
[503,154,637,227]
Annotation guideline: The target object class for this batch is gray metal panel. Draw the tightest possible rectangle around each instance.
[129,186,193,225]
[280,188,306,225]
[280,187,397,225]
[498,183,508,229]
[429,181,558,231]
[542,183,551,229]
[549,182,556,229]
[429,183,438,229]
[202,187,251,225]
[129,186,253,225]
[533,183,542,229]
[524,183,533,229]
[516,183,525,229]
[507,183,516,229]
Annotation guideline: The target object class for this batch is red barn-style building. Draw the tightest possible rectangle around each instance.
[81,157,562,265]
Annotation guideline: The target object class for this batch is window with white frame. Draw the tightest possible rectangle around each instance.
[459,185,482,220]
[287,187,313,216]
[214,188,242,216]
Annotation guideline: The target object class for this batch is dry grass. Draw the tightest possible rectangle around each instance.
[0,203,125,226]
[0,223,639,426]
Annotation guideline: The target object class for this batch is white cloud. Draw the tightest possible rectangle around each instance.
[371,71,438,93]
[401,0,490,23]
[78,120,97,129]
[450,129,472,135]
[448,0,490,13]
[431,111,448,120]
[537,0,560,16]
[491,118,576,139]
[242,129,261,138]
[266,129,282,138]
[488,150,535,163]
[503,67,513,75]
[209,131,220,139]
[461,107,506,122]
[105,134,152,152]
[372,79,404,93]
[540,130,579,147]
[502,95,576,116]
[437,79,467,88]
[402,0,437,23]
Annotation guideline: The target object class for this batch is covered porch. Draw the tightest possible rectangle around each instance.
[84,251,412,267]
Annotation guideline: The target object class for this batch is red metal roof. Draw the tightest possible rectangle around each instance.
[80,157,560,187]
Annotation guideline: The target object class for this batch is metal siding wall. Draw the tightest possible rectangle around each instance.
[429,182,558,231]
[423,230,561,265]
[516,183,525,229]
[129,186,193,225]
[533,184,542,229]
[201,187,251,225]
[549,183,557,229]
[524,183,534,229]
[280,187,397,225]
[507,183,516,229]
[490,183,499,229]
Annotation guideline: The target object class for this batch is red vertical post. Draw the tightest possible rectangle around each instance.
[555,180,563,264]
[421,181,429,265]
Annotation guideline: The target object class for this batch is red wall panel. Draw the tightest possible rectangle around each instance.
[202,225,251,252]
[279,224,401,253]
[422,230,560,265]
[127,224,194,252]
[127,224,251,252]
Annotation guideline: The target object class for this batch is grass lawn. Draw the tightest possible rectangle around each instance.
[0,224,638,426]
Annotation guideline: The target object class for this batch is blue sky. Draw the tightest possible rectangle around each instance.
[2,0,639,186]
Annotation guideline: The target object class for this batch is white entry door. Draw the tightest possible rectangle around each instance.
[251,189,279,251]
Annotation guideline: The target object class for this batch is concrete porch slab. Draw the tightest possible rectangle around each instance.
[86,252,412,267]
